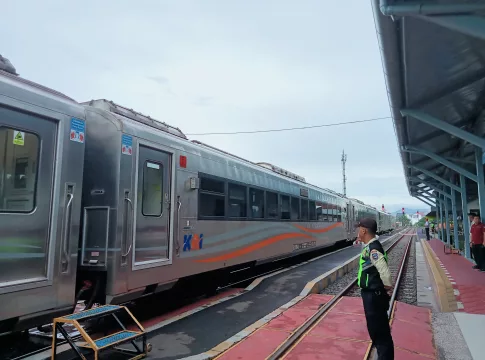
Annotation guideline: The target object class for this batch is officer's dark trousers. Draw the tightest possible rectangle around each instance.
[425,227,430,240]
[362,289,394,360]
[472,244,485,270]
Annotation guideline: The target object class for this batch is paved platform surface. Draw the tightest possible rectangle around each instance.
[217,295,435,360]
[428,238,485,314]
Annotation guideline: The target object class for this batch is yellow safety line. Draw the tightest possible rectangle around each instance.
[303,334,370,343]
[393,345,436,359]
[212,325,270,360]
[127,354,147,360]
[363,342,373,360]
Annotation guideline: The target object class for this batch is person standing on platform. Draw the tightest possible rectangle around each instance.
[356,218,394,360]
[424,218,430,241]
[469,212,475,228]
[470,214,485,271]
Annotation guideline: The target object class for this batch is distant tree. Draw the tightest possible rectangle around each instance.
[416,217,426,227]
[397,214,412,226]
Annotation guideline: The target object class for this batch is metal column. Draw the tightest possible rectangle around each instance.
[444,191,451,245]
[436,193,443,241]
[450,177,459,250]
[460,174,471,259]
[440,195,445,241]
[476,146,485,221]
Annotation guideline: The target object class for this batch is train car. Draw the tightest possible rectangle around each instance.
[349,199,378,223]
[76,99,352,306]
[0,69,86,334]
[377,210,393,235]
[0,62,396,334]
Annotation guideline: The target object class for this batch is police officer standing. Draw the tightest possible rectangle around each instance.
[356,218,394,359]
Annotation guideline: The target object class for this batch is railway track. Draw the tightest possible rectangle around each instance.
[266,231,415,360]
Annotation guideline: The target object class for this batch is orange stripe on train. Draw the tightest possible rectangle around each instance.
[293,222,344,233]
[195,232,314,263]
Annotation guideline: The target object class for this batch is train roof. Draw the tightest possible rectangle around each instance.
[191,140,350,201]
[79,99,384,208]
[0,70,77,103]
[82,99,187,140]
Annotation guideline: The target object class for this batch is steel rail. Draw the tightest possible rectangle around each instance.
[267,228,412,360]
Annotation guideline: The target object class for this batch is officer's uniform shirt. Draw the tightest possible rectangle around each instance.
[360,237,392,288]
[359,236,395,359]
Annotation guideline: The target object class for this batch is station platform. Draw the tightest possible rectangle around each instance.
[215,295,434,360]
[427,238,485,314]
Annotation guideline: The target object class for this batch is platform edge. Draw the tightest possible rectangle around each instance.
[421,239,457,312]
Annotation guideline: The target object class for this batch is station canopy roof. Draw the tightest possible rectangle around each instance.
[371,0,485,206]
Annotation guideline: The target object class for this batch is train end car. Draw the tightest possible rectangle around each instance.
[0,67,86,334]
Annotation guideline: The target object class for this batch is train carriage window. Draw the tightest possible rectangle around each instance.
[228,183,247,218]
[320,201,329,221]
[329,203,335,222]
[142,161,164,216]
[250,188,264,218]
[280,195,290,220]
[301,199,309,220]
[266,191,278,219]
[309,201,316,220]
[337,205,342,222]
[199,176,225,217]
[0,127,39,213]
[291,197,300,220]
[316,202,324,221]
[200,177,225,193]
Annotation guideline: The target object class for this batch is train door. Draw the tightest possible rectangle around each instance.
[131,143,173,275]
[0,108,58,290]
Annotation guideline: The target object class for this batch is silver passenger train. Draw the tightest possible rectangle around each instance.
[0,68,394,334]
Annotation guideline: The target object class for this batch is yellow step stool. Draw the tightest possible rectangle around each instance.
[51,305,151,360]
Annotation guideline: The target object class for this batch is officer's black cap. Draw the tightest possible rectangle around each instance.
[355,218,377,234]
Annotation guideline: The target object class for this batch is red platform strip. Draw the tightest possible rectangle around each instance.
[429,238,485,314]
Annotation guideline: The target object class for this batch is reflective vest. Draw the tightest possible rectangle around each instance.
[357,240,388,290]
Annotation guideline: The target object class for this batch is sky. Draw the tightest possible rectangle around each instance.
[1,0,428,213]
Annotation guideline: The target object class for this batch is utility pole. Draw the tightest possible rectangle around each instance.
[341,150,347,196]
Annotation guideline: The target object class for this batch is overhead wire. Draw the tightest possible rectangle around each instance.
[186,116,391,136]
